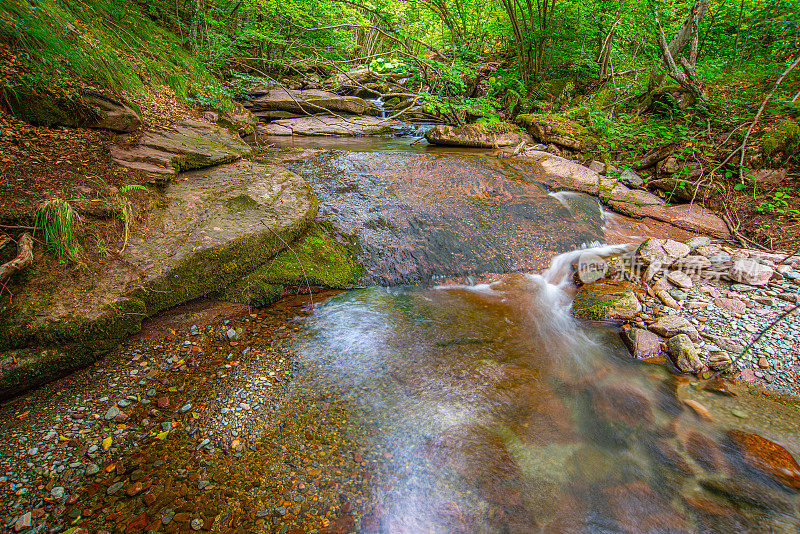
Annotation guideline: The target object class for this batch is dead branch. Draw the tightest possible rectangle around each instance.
[0,235,10,253]
[0,233,34,283]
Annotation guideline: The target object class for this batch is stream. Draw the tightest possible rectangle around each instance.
[2,139,800,533]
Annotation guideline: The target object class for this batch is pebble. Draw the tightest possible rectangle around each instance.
[107,482,124,495]
[104,406,121,420]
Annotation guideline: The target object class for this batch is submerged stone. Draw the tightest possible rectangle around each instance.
[727,430,800,491]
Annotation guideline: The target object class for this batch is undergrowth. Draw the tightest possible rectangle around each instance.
[35,197,83,264]
[0,0,218,100]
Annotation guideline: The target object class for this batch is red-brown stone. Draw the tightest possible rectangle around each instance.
[142,493,156,506]
[682,431,729,473]
[592,384,654,427]
[124,512,149,533]
[728,430,800,490]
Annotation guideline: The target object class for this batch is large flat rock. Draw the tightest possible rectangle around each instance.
[300,151,606,285]
[245,87,380,116]
[425,124,530,148]
[258,115,396,136]
[0,161,316,399]
[111,120,253,181]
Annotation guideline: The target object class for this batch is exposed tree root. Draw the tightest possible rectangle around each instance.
[0,233,34,283]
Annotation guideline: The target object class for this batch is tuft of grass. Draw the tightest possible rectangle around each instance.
[35,197,84,264]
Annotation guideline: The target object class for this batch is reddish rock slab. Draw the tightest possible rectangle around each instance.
[602,481,689,533]
[714,297,746,315]
[125,512,149,533]
[728,430,800,490]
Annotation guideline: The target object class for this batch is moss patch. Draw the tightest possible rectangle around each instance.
[572,280,638,320]
[223,223,364,307]
[762,120,800,164]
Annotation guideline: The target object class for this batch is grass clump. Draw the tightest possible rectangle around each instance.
[35,197,83,264]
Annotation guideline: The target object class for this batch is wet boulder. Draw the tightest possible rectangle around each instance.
[620,328,665,363]
[258,115,395,136]
[727,430,800,491]
[667,334,703,373]
[424,123,529,148]
[572,280,641,321]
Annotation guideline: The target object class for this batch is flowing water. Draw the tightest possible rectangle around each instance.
[3,145,800,533]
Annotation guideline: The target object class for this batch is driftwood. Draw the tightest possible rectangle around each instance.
[0,233,33,283]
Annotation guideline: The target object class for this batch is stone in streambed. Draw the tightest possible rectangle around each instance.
[637,239,690,267]
[727,430,800,491]
[667,270,693,289]
[649,315,700,342]
[425,123,529,148]
[666,334,703,373]
[729,259,774,286]
[602,481,688,533]
[714,297,746,315]
[620,328,665,363]
[572,281,641,321]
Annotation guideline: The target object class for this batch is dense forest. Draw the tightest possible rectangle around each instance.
[1,0,800,244]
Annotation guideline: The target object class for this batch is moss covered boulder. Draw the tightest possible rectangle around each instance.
[516,114,598,152]
[0,161,317,399]
[572,280,641,321]
[2,86,142,132]
[424,123,530,148]
[762,120,800,165]
[223,223,364,306]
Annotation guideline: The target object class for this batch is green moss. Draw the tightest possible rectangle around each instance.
[762,120,800,162]
[138,196,317,315]
[222,223,363,307]
[225,194,261,212]
[572,281,636,320]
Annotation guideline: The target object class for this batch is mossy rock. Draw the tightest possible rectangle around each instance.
[0,346,97,400]
[572,280,641,321]
[762,120,800,164]
[223,223,364,307]
[424,123,529,148]
[516,113,599,152]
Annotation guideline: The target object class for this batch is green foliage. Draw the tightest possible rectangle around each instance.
[757,188,800,218]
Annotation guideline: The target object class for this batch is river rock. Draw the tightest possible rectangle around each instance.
[729,259,774,286]
[591,383,654,428]
[620,328,664,363]
[424,123,529,148]
[727,430,800,490]
[707,351,733,371]
[246,87,380,115]
[111,120,253,181]
[666,334,703,373]
[572,281,641,321]
[637,239,690,267]
[714,297,746,315]
[686,236,711,251]
[619,169,644,188]
[516,113,599,151]
[649,315,700,342]
[588,161,620,175]
[667,270,693,289]
[259,115,396,136]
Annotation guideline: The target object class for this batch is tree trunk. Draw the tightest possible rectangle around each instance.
[647,0,710,94]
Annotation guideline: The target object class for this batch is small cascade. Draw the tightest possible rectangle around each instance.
[365,97,387,119]
[542,242,634,288]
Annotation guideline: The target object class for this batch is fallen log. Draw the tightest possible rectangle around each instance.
[0,233,33,283]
